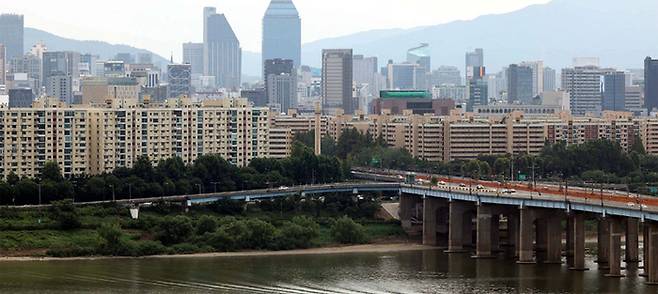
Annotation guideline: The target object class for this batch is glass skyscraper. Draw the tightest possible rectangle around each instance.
[262,0,301,71]
[0,14,24,59]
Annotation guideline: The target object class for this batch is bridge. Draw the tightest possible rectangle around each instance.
[17,170,658,285]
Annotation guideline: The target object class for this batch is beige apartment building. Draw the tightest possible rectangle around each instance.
[0,98,269,179]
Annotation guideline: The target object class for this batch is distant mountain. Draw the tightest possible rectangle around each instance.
[25,28,170,68]
[298,0,658,71]
[24,0,658,78]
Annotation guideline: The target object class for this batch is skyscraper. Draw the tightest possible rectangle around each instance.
[407,43,431,90]
[204,8,242,89]
[0,45,5,86]
[387,63,418,90]
[561,66,608,115]
[543,67,557,92]
[262,0,301,70]
[42,51,80,103]
[432,66,462,86]
[167,63,192,99]
[0,14,24,59]
[507,64,534,104]
[264,59,296,112]
[520,61,544,97]
[467,66,487,111]
[465,48,484,76]
[353,55,380,96]
[322,49,353,115]
[645,57,658,113]
[602,71,626,111]
[182,42,204,75]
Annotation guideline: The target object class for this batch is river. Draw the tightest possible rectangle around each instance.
[0,248,651,293]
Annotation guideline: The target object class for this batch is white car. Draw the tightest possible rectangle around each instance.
[627,202,636,207]
[278,186,289,190]
[438,181,447,186]
[476,185,485,190]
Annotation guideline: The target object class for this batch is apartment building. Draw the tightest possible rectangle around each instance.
[0,98,270,178]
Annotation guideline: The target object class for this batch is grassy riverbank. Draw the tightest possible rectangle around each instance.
[0,197,406,258]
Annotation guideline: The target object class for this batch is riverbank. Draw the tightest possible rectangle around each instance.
[0,241,428,262]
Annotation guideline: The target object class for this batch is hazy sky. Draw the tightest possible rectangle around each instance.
[3,0,551,59]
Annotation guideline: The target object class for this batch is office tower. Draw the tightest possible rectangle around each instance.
[79,54,99,77]
[0,14,24,59]
[182,43,204,75]
[544,67,557,92]
[42,51,80,103]
[465,48,484,76]
[602,71,626,111]
[387,63,419,90]
[241,88,267,107]
[30,42,46,59]
[167,64,192,98]
[114,53,134,64]
[8,53,41,94]
[262,0,301,70]
[432,66,462,86]
[322,49,353,115]
[267,73,297,113]
[646,57,658,113]
[520,61,544,97]
[0,45,5,85]
[137,53,152,64]
[625,85,643,112]
[573,57,600,67]
[264,59,296,112]
[507,64,534,104]
[407,43,430,89]
[467,66,487,111]
[353,54,379,96]
[561,66,608,115]
[8,88,33,107]
[204,8,242,89]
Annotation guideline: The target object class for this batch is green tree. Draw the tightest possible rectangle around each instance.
[49,199,81,230]
[40,161,64,182]
[155,216,194,245]
[330,216,367,244]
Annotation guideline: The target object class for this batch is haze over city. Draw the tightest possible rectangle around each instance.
[4,0,550,56]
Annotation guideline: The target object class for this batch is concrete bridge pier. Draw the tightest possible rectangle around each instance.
[517,207,536,264]
[423,197,448,247]
[505,214,519,258]
[545,215,563,264]
[567,213,588,271]
[399,194,415,231]
[597,218,611,270]
[643,224,650,277]
[535,218,548,262]
[473,204,495,258]
[446,200,473,253]
[626,218,640,263]
[646,222,658,285]
[606,217,624,277]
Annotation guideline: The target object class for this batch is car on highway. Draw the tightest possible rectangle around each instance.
[438,181,447,186]
[459,183,467,187]
[476,185,485,190]
[503,189,517,194]
[278,186,289,190]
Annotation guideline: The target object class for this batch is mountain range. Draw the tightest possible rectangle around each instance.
[25,0,658,77]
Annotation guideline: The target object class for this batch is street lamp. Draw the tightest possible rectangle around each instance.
[211,181,220,193]
[109,184,115,202]
[196,184,203,195]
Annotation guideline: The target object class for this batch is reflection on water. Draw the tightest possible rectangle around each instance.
[0,249,653,293]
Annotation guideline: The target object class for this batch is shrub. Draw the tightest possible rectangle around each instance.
[210,199,244,215]
[275,216,320,250]
[155,216,194,245]
[96,223,134,256]
[205,229,235,251]
[330,216,367,244]
[49,199,81,230]
[46,246,96,257]
[134,240,167,256]
[170,243,201,255]
[195,215,218,235]
[244,219,276,250]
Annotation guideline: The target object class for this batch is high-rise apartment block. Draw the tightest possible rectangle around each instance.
[322,49,353,115]
[0,98,270,178]
[0,14,24,59]
[262,0,301,69]
[561,66,609,115]
[543,67,557,92]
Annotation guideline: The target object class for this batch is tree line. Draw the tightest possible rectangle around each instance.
[0,143,344,205]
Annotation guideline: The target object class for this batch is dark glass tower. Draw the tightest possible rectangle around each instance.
[262,0,301,72]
